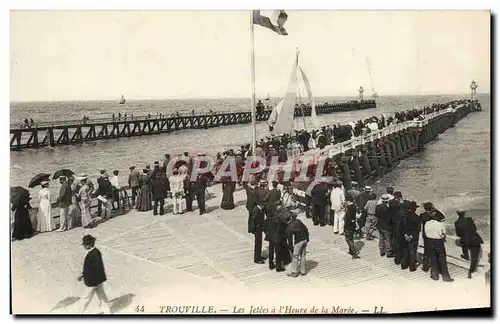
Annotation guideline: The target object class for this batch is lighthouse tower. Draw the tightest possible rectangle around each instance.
[470,80,477,101]
[358,86,364,102]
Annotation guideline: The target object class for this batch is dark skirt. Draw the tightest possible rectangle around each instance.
[12,207,34,240]
[136,184,152,211]
[220,183,235,210]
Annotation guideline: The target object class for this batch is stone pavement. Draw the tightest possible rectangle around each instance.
[11,185,490,314]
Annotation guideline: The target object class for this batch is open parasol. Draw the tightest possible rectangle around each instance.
[28,173,51,188]
[10,186,30,206]
[52,169,75,180]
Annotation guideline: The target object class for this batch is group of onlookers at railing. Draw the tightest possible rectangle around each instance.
[289,180,486,281]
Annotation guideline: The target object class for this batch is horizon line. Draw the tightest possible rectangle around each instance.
[10,92,488,104]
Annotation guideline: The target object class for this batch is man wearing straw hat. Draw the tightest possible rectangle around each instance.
[78,235,112,314]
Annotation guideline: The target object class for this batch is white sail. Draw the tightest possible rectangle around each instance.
[299,66,318,129]
[271,57,298,135]
[267,98,284,126]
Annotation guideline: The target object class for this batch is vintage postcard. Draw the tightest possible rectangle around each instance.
[9,9,491,315]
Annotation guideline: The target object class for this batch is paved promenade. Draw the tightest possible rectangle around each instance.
[11,185,490,314]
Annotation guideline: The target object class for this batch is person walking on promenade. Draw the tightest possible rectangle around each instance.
[249,181,266,264]
[11,195,34,240]
[36,181,55,233]
[97,173,113,219]
[136,169,153,212]
[151,173,168,216]
[363,192,378,240]
[78,235,112,314]
[245,180,258,231]
[128,166,140,207]
[375,194,393,257]
[57,176,73,231]
[286,213,310,277]
[455,209,484,278]
[161,154,171,174]
[169,169,185,215]
[344,196,360,259]
[425,212,454,282]
[77,174,94,228]
[330,181,346,234]
[311,181,328,227]
[400,201,420,272]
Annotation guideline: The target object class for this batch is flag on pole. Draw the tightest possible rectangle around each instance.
[253,10,288,35]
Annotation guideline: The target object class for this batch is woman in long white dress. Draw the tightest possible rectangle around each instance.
[36,181,55,232]
[77,174,94,228]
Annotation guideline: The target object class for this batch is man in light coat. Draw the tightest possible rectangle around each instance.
[330,181,346,235]
[57,176,73,231]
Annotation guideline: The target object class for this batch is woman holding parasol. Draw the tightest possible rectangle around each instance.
[11,187,34,240]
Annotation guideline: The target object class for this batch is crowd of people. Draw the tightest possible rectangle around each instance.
[11,98,482,282]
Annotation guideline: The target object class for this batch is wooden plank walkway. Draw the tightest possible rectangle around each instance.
[11,183,489,314]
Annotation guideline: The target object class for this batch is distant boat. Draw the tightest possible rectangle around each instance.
[119,95,126,105]
[372,89,379,99]
[265,93,271,101]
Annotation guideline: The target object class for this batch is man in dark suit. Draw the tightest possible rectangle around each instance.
[195,172,209,215]
[400,201,421,271]
[311,181,328,227]
[375,194,393,257]
[78,235,111,314]
[265,202,287,272]
[391,191,404,265]
[97,173,114,219]
[128,166,140,206]
[454,209,470,260]
[245,180,265,264]
[151,173,168,216]
[57,176,73,231]
[455,209,484,278]
[266,181,281,219]
[344,196,360,259]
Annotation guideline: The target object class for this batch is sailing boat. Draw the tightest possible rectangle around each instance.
[119,95,126,105]
[267,49,318,134]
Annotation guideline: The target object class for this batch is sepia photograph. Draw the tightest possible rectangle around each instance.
[8,7,491,316]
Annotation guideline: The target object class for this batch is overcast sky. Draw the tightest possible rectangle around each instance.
[10,10,490,102]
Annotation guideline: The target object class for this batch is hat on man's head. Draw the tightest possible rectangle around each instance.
[456,208,466,215]
[82,234,96,245]
[364,185,372,192]
[154,161,159,165]
[76,173,88,181]
[394,191,402,199]
[381,194,390,201]
[100,169,106,175]
[142,169,149,174]
[129,166,135,170]
[113,170,119,175]
[423,202,434,211]
[351,181,358,187]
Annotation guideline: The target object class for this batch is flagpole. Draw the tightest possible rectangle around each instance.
[250,11,257,157]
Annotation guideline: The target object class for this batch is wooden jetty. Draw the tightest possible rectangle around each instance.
[11,99,489,314]
[10,100,376,151]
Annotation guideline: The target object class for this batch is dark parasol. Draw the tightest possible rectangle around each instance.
[52,169,75,180]
[10,186,30,206]
[28,173,51,188]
